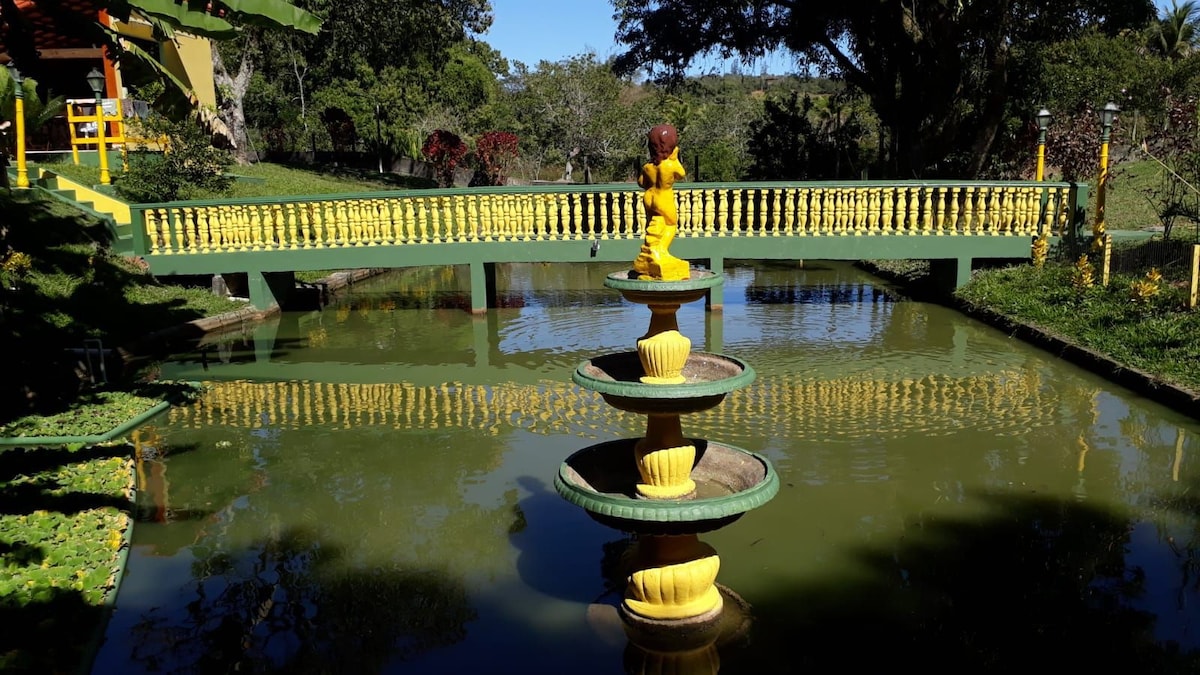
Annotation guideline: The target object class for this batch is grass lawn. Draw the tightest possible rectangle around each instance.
[40,160,435,201]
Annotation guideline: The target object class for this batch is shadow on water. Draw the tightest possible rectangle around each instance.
[720,490,1200,673]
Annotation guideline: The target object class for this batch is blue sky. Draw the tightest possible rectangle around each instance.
[484,0,1181,74]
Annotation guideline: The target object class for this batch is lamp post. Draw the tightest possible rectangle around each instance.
[8,63,29,189]
[1094,101,1119,246]
[1035,108,1052,181]
[86,67,110,185]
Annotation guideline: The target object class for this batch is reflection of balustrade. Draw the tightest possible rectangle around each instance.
[170,372,1060,440]
[132,182,1082,256]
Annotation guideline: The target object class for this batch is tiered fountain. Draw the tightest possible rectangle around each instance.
[554,125,779,667]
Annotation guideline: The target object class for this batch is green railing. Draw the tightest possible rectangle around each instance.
[129,181,1089,257]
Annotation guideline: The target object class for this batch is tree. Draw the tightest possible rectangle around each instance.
[612,0,1156,178]
[1148,0,1200,60]
[507,53,650,181]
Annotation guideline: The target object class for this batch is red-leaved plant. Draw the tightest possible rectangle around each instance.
[422,130,468,187]
[474,131,520,186]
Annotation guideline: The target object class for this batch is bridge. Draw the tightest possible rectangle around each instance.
[33,170,1090,312]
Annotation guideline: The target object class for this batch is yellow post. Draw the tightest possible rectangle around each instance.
[1034,108,1051,181]
[1093,102,1119,247]
[8,64,30,189]
[1189,244,1199,309]
[86,68,111,185]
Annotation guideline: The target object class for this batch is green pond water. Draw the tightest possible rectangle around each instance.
[92,261,1200,673]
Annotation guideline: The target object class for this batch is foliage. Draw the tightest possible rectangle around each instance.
[746,91,868,180]
[421,130,468,187]
[507,53,651,181]
[1071,254,1097,293]
[1147,0,1200,60]
[473,131,519,186]
[1033,30,1167,124]
[115,116,235,202]
[613,0,1156,177]
[1128,266,1163,303]
[1045,105,1105,182]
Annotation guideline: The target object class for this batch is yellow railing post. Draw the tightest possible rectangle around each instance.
[8,64,30,189]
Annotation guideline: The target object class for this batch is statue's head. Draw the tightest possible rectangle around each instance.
[647,124,678,164]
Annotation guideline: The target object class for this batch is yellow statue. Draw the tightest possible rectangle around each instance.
[633,124,690,281]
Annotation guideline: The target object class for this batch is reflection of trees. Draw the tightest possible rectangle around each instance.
[124,422,523,672]
[130,527,475,674]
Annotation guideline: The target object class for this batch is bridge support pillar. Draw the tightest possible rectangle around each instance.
[930,258,972,294]
[704,256,724,311]
[469,261,498,315]
[705,309,724,354]
[248,271,296,311]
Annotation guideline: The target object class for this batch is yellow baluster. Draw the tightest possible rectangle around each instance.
[866,188,880,234]
[433,197,447,242]
[522,194,534,241]
[907,187,919,233]
[624,191,637,239]
[362,199,378,245]
[961,187,975,233]
[455,195,469,242]
[677,190,691,234]
[465,196,478,242]
[144,209,161,254]
[893,188,907,234]
[555,194,569,239]
[880,189,893,234]
[806,187,825,233]
[853,188,867,234]
[347,200,363,245]
[986,188,1000,235]
[282,204,296,250]
[197,207,213,252]
[177,208,193,252]
[507,194,520,241]
[715,190,728,235]
[784,188,797,235]
[475,195,491,242]
[580,192,595,239]
[313,203,328,248]
[297,203,312,248]
[836,190,849,235]
[754,188,766,236]
[702,189,714,235]
[245,205,260,250]
[921,188,932,233]
[948,187,960,235]
[931,188,945,234]
[586,192,602,240]
[731,189,742,236]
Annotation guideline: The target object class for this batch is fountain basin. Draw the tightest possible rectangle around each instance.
[604,269,723,306]
[573,352,756,415]
[554,438,779,535]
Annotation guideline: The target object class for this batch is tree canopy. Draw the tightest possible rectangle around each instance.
[612,0,1156,177]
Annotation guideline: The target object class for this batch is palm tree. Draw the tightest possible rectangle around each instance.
[1148,0,1200,60]
[0,68,64,155]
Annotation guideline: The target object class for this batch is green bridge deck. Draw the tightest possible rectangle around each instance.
[24,174,1092,312]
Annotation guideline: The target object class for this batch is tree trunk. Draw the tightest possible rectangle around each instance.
[211,36,257,164]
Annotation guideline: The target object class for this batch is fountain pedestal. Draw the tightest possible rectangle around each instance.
[556,269,779,646]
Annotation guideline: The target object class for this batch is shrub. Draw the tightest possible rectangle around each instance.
[421,130,468,188]
[116,116,234,203]
[473,131,519,186]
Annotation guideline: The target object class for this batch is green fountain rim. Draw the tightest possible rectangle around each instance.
[572,352,757,399]
[554,442,780,523]
[604,270,724,293]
